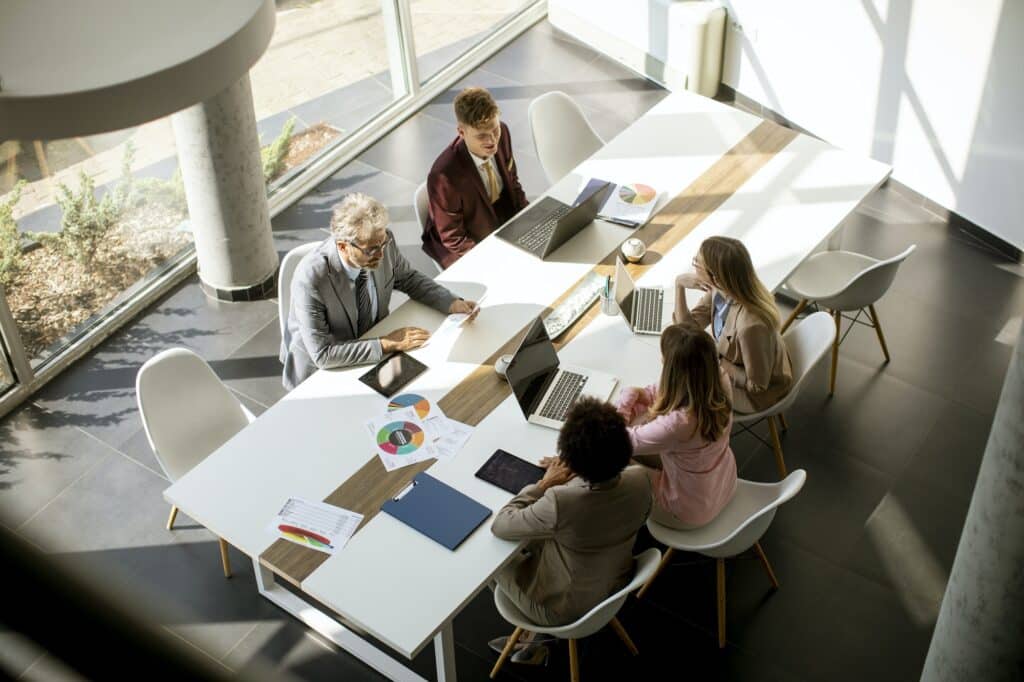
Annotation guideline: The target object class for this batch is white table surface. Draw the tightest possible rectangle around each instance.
[166,89,891,659]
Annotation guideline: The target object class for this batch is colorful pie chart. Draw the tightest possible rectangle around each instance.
[376,420,426,455]
[618,183,657,205]
[388,393,431,419]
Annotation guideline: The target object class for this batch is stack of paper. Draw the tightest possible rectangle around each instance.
[365,393,474,471]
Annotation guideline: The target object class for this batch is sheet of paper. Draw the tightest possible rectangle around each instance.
[422,313,467,348]
[268,497,363,555]
[366,406,438,471]
[430,417,473,460]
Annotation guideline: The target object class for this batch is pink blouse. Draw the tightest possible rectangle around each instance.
[617,379,737,527]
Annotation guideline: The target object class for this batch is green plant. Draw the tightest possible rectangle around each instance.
[261,117,296,183]
[0,181,26,287]
[35,170,124,264]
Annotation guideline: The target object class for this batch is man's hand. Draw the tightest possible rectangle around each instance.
[380,326,430,353]
[449,299,481,322]
[538,458,575,491]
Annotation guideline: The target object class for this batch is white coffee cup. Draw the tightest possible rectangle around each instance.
[621,238,646,263]
[494,353,514,377]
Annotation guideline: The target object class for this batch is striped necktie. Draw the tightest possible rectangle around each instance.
[355,268,372,336]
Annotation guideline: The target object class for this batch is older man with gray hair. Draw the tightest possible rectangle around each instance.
[282,192,478,390]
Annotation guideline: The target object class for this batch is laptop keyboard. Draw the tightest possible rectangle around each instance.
[633,287,664,333]
[538,371,588,421]
[517,206,571,252]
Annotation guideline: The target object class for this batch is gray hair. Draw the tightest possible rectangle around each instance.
[329,193,389,243]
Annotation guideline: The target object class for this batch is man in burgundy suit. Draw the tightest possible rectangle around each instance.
[422,87,530,269]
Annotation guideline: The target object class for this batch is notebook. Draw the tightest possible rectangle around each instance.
[381,473,491,550]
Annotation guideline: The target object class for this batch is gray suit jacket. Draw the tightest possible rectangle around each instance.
[281,234,457,390]
[490,465,652,624]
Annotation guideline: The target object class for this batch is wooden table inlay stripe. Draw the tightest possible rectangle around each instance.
[260,120,797,584]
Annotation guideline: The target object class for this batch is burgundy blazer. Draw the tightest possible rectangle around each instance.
[422,122,529,269]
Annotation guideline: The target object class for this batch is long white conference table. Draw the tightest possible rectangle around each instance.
[165,90,890,681]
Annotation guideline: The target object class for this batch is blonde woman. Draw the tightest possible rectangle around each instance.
[675,236,793,414]
[617,323,737,528]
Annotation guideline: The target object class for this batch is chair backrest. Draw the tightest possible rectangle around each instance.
[541,548,662,639]
[413,182,430,233]
[528,91,604,185]
[647,470,807,559]
[784,311,837,393]
[136,348,253,482]
[278,242,319,356]
[829,245,916,311]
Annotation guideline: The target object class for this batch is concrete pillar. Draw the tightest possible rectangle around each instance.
[171,74,278,302]
[920,323,1024,681]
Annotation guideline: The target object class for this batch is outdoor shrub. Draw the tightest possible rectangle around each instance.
[261,117,296,183]
[36,170,123,264]
[0,182,25,287]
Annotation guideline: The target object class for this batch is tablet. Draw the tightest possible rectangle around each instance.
[358,352,428,397]
[475,449,545,495]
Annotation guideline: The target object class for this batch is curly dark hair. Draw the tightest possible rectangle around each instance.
[557,397,633,484]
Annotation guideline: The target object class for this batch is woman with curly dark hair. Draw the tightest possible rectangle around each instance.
[488,397,651,664]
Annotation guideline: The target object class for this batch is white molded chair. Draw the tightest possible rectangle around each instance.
[490,548,661,680]
[528,91,604,185]
[413,182,442,274]
[638,470,807,648]
[780,245,915,394]
[733,312,837,478]
[136,348,256,578]
[278,242,318,362]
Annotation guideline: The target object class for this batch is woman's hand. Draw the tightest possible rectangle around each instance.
[676,272,710,292]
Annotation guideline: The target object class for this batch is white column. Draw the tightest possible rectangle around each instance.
[921,323,1024,681]
[172,74,278,301]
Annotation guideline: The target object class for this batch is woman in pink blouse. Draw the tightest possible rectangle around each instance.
[617,323,737,528]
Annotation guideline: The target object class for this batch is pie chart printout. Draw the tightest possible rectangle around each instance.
[618,183,657,205]
[376,421,426,456]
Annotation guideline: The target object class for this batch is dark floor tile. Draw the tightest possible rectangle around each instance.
[416,31,490,84]
[901,403,993,503]
[357,114,458,186]
[479,21,603,86]
[421,68,532,130]
[779,356,948,478]
[817,567,934,682]
[220,318,288,409]
[0,404,115,529]
[273,228,331,257]
[842,475,970,628]
[117,426,166,478]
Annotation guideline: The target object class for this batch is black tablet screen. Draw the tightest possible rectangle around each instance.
[476,449,545,495]
[358,352,428,397]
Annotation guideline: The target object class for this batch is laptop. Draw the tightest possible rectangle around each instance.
[497,181,614,259]
[505,317,618,430]
[615,259,664,335]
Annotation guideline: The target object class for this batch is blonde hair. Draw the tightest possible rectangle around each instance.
[650,323,732,442]
[699,237,781,329]
[330,193,388,243]
[454,87,500,128]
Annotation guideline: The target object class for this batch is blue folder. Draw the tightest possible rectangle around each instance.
[381,473,492,550]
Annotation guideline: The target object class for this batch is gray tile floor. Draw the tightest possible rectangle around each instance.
[3,18,1023,682]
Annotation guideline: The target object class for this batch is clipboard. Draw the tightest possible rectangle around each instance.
[381,473,492,550]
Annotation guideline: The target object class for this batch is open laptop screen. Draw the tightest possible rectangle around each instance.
[614,259,636,326]
[505,317,560,418]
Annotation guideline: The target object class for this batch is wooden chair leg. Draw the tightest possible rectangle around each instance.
[767,416,787,478]
[716,558,726,648]
[777,412,789,431]
[218,538,232,579]
[754,542,780,590]
[609,616,639,656]
[569,638,580,682]
[636,547,674,599]
[780,298,808,333]
[166,505,179,531]
[489,626,524,679]
[867,304,891,363]
[829,309,841,395]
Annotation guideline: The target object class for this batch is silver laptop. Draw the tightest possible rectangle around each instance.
[497,181,613,260]
[615,259,664,335]
[505,317,618,430]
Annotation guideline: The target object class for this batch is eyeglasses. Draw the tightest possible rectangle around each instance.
[343,234,390,259]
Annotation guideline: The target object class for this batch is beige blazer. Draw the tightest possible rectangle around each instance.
[490,466,652,624]
[686,291,793,413]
